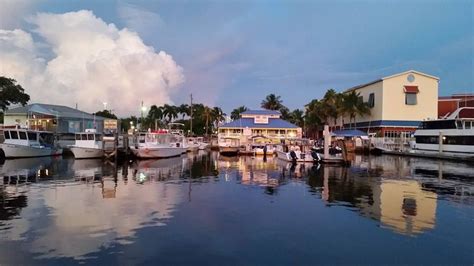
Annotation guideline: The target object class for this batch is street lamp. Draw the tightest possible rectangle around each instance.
[140,101,147,130]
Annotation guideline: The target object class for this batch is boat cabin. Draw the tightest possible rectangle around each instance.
[3,129,55,147]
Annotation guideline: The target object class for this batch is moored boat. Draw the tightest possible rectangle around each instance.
[218,137,240,156]
[130,131,187,159]
[275,138,320,163]
[1,129,62,158]
[69,129,104,159]
[413,107,474,154]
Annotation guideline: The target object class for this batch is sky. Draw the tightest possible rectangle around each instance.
[0,0,472,116]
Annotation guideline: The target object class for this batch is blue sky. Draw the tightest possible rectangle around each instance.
[5,0,474,114]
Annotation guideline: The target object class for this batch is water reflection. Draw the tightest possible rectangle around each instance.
[0,153,472,263]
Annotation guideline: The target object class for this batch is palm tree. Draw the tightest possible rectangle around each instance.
[342,91,361,129]
[321,89,343,129]
[290,109,305,127]
[177,104,190,119]
[203,106,213,136]
[304,99,324,138]
[231,106,248,120]
[211,107,226,132]
[162,104,178,123]
[147,105,163,130]
[261,94,283,110]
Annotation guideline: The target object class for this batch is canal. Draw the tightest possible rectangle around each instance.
[1,152,473,264]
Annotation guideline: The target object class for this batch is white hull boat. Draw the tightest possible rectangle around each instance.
[131,146,186,158]
[1,129,62,158]
[276,150,319,162]
[0,143,62,158]
[69,129,104,159]
[70,147,104,159]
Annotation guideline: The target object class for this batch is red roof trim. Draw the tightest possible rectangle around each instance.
[404,85,419,94]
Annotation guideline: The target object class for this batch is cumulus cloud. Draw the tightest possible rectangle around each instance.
[0,10,184,116]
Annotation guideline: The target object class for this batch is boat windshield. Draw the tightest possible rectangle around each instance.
[420,120,456,129]
[146,133,181,144]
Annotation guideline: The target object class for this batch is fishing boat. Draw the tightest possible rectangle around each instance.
[413,107,474,154]
[196,137,210,150]
[69,129,104,159]
[218,137,240,156]
[0,129,63,158]
[275,138,320,163]
[130,130,187,159]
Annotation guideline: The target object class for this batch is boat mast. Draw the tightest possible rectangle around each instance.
[190,93,193,136]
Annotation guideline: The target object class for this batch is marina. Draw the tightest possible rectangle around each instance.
[0,152,472,264]
[0,1,472,264]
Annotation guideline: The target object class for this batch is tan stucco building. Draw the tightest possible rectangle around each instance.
[332,70,439,137]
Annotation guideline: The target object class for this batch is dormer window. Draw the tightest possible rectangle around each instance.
[404,86,419,105]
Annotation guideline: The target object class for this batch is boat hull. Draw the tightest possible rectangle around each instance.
[70,146,104,159]
[0,143,62,158]
[219,146,239,156]
[131,147,187,159]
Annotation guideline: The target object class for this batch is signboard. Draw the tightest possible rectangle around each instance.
[254,115,269,124]
[104,119,118,130]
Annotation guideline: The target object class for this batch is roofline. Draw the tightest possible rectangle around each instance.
[382,70,439,81]
[219,126,300,129]
[344,79,382,93]
[344,70,440,93]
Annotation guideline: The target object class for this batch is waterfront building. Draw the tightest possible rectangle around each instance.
[3,103,107,134]
[330,70,439,138]
[218,110,302,145]
[438,93,474,118]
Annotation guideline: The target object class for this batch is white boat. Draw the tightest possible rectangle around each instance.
[130,131,187,159]
[186,137,200,152]
[0,129,63,158]
[252,144,276,155]
[196,137,210,150]
[69,129,104,159]
[275,139,320,162]
[414,107,474,154]
[218,137,240,156]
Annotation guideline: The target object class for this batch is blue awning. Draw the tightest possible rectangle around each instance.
[331,129,368,137]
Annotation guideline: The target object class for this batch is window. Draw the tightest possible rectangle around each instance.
[405,93,417,105]
[10,131,18,139]
[465,121,471,129]
[456,121,463,129]
[87,134,94,140]
[27,132,37,141]
[19,132,27,140]
[76,134,81,140]
[4,131,10,139]
[81,134,87,140]
[368,93,375,108]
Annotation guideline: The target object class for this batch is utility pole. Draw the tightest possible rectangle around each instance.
[190,93,193,136]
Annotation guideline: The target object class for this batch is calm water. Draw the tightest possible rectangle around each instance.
[1,152,473,265]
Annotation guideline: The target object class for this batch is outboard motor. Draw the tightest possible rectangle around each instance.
[311,150,321,162]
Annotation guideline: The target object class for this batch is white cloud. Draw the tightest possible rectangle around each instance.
[0,0,35,30]
[0,10,184,116]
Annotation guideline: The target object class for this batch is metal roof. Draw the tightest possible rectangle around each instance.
[220,118,299,129]
[331,129,368,137]
[241,110,281,115]
[5,103,104,120]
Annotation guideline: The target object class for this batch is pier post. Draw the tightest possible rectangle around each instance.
[438,131,443,153]
[323,125,330,159]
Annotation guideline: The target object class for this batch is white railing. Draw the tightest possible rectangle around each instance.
[371,137,414,152]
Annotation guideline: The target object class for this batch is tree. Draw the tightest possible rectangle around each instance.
[203,106,213,136]
[177,104,190,119]
[289,109,304,128]
[94,109,117,119]
[261,94,283,110]
[0,77,30,111]
[162,104,178,123]
[211,107,226,132]
[147,105,164,130]
[231,106,248,120]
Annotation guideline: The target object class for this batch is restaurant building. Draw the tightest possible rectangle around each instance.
[331,70,439,138]
[218,110,302,144]
[3,103,106,134]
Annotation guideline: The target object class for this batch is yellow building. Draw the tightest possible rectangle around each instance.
[333,70,439,137]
